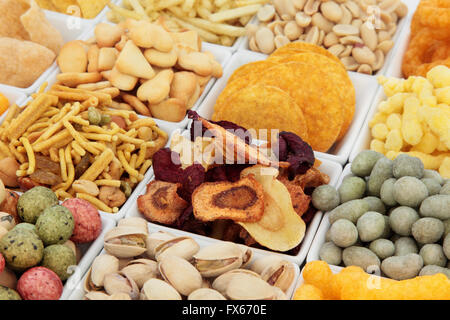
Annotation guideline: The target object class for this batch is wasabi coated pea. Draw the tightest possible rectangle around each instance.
[395,237,418,256]
[369,239,395,259]
[423,169,444,185]
[421,178,441,196]
[389,206,419,236]
[419,265,450,279]
[338,177,366,203]
[444,234,450,260]
[329,219,358,248]
[419,195,450,220]
[357,211,385,242]
[0,285,21,300]
[36,205,75,246]
[363,196,386,214]
[88,107,101,125]
[419,244,447,267]
[342,246,380,271]
[380,178,397,207]
[328,199,369,224]
[392,154,424,179]
[311,185,340,212]
[444,219,450,237]
[367,157,393,197]
[440,182,450,195]
[381,253,423,280]
[393,177,428,207]
[325,228,332,242]
[411,218,444,244]
[13,223,37,234]
[380,216,391,239]
[319,242,342,265]
[351,150,384,177]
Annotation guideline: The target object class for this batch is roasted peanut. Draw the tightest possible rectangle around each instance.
[0,158,20,187]
[321,1,343,23]
[257,5,276,22]
[73,180,100,197]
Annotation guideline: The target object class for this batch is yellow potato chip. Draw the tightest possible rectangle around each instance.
[77,0,109,19]
[227,60,278,84]
[50,0,77,14]
[20,0,64,54]
[0,0,30,40]
[269,42,345,71]
[276,52,355,141]
[214,84,308,142]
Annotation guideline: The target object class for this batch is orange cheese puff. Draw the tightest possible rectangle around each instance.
[402,274,450,300]
[302,261,336,299]
[293,284,324,300]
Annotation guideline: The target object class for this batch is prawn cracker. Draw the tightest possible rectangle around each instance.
[20,0,64,54]
[0,0,30,40]
[0,37,55,88]
[217,84,309,142]
[277,52,355,141]
[257,62,344,152]
[76,0,109,19]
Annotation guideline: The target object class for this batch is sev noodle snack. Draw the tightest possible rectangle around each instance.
[0,82,168,214]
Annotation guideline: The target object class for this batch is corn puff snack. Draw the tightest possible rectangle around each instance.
[0,83,168,213]
[369,65,450,178]
[294,261,450,300]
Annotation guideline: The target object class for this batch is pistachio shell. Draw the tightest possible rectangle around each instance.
[103,273,139,300]
[109,293,132,300]
[140,278,181,300]
[250,255,285,275]
[193,242,243,277]
[260,260,296,293]
[145,231,175,259]
[117,217,148,234]
[104,226,148,258]
[155,236,200,262]
[188,288,227,300]
[84,291,110,300]
[237,244,253,268]
[121,259,158,288]
[212,269,261,296]
[273,286,289,300]
[84,254,119,292]
[226,274,276,300]
[159,255,203,296]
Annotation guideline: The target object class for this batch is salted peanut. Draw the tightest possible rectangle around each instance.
[311,12,334,33]
[249,36,259,52]
[352,46,376,65]
[371,49,385,72]
[295,12,311,27]
[0,158,20,187]
[379,0,401,13]
[137,69,174,104]
[378,31,391,43]
[344,0,361,18]
[321,1,343,23]
[305,26,320,45]
[357,64,373,75]
[275,35,291,48]
[284,21,302,40]
[377,40,394,54]
[338,4,353,24]
[340,35,363,45]
[360,21,378,51]
[110,67,138,91]
[170,31,201,52]
[98,48,118,72]
[87,45,100,73]
[178,51,213,77]
[333,24,359,37]
[116,41,155,80]
[395,2,408,18]
[340,45,353,58]
[274,0,296,19]
[115,35,128,51]
[144,48,178,68]
[341,56,359,71]
[323,32,339,47]
[73,180,100,197]
[273,23,285,37]
[122,93,151,117]
[304,0,320,16]
[170,71,198,107]
[149,98,186,123]
[128,19,173,52]
[57,41,88,73]
[255,27,275,54]
[293,0,306,10]
[318,29,326,46]
[257,5,276,22]
[328,44,345,57]
[352,18,363,29]
[95,23,124,48]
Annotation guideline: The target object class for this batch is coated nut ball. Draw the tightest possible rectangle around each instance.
[411,218,444,244]
[389,206,419,236]
[392,154,424,179]
[421,178,442,196]
[351,150,384,177]
[342,246,380,271]
[356,211,385,242]
[363,196,386,214]
[329,219,358,248]
[440,182,450,195]
[369,239,395,260]
[328,199,369,224]
[319,241,342,265]
[419,244,447,267]
[393,177,428,207]
[380,178,397,207]
[311,185,340,212]
[423,169,444,185]
[419,195,450,220]
[367,157,393,197]
[338,176,366,203]
[381,253,423,280]
[394,237,418,256]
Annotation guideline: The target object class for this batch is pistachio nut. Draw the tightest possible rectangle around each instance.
[121,259,158,288]
[154,236,200,262]
[158,255,203,296]
[250,255,286,275]
[193,242,243,278]
[226,274,276,300]
[84,291,110,300]
[212,269,261,297]
[84,254,119,292]
[103,273,139,300]
[117,217,148,234]
[140,278,181,300]
[145,231,176,259]
[188,288,227,300]
[260,260,296,293]
[104,226,148,258]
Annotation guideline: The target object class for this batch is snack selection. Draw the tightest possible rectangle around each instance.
[0,181,103,300]
[369,65,449,178]
[107,0,265,47]
[136,112,330,255]
[212,42,355,153]
[246,0,407,74]
[0,0,63,88]
[294,260,450,300]
[0,87,168,213]
[56,20,223,122]
[402,0,450,77]
[82,217,296,300]
[36,0,110,19]
[316,150,450,281]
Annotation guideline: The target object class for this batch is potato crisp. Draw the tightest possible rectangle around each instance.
[212,43,355,152]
